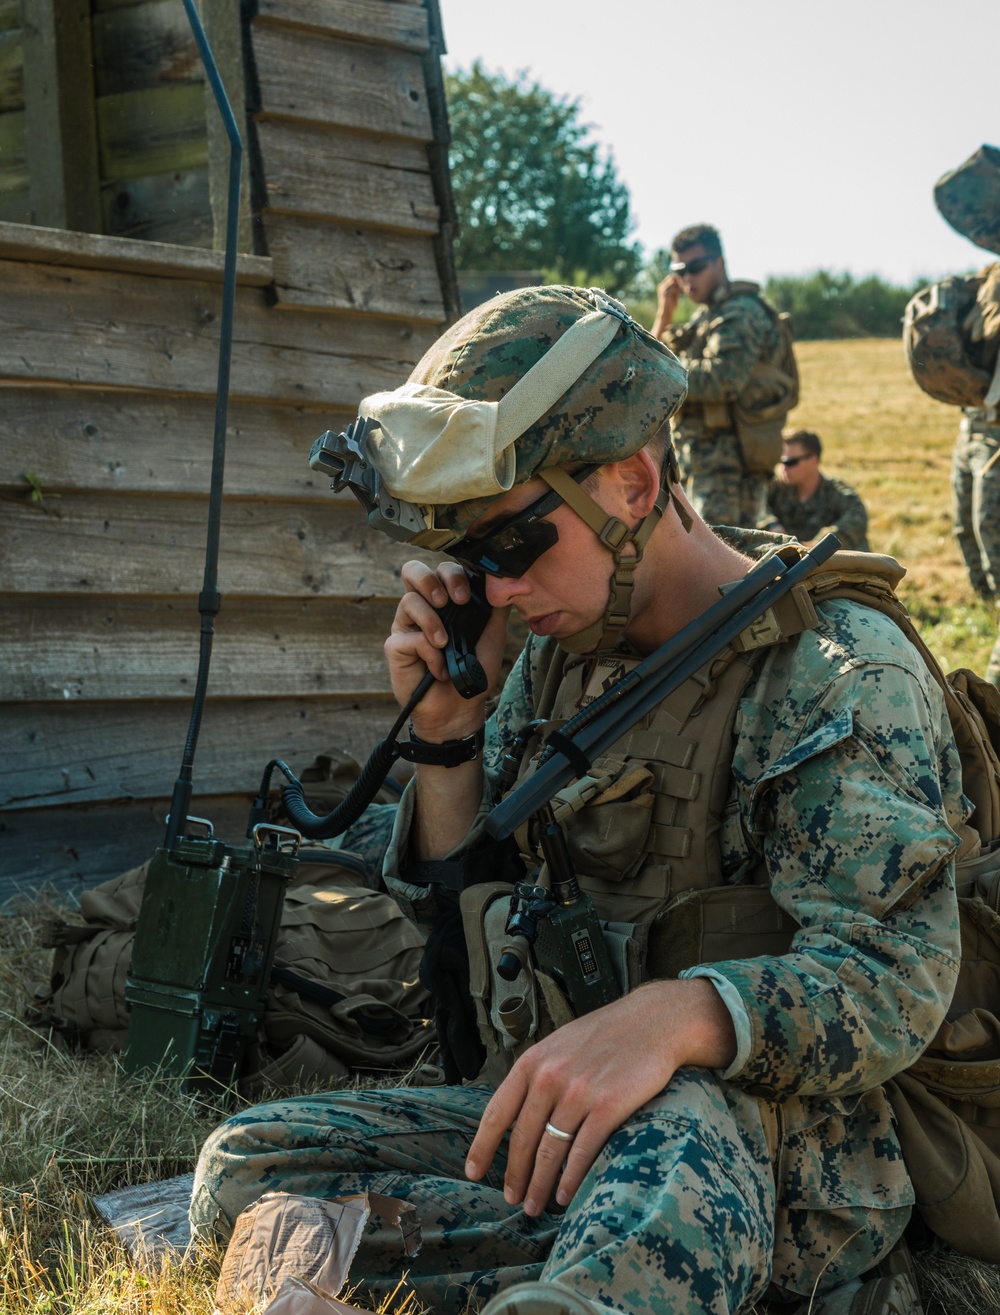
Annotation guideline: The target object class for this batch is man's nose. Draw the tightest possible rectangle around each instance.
[485,574,530,607]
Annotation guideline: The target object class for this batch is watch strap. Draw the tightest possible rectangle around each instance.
[397,725,484,768]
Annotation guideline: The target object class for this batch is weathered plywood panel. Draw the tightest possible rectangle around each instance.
[102,166,212,247]
[0,389,352,497]
[0,595,398,701]
[0,27,23,110]
[96,84,208,180]
[256,120,438,233]
[0,257,438,400]
[0,495,432,598]
[91,0,201,96]
[267,214,444,319]
[0,106,26,191]
[0,796,256,905]
[254,0,428,51]
[251,22,431,141]
[1,695,398,808]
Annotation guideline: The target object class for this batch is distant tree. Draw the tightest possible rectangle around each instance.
[445,63,641,294]
[763,270,928,340]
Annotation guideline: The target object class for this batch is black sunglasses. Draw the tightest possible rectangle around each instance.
[449,486,563,578]
[448,466,599,579]
[670,257,714,277]
[779,454,813,468]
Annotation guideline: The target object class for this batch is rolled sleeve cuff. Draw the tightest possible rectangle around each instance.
[679,965,753,1078]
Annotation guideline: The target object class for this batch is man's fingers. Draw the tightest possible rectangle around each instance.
[465,1076,526,1183]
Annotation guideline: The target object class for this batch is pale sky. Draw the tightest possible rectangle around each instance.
[438,0,998,286]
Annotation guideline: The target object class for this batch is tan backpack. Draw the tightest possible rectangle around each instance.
[800,556,1000,1261]
[903,269,998,408]
[725,282,800,473]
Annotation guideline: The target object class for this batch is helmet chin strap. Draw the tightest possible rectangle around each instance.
[538,463,688,656]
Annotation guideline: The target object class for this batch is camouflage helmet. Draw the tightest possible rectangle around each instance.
[374,284,688,541]
[934,145,1000,257]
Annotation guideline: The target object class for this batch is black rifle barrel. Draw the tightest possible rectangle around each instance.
[485,534,840,841]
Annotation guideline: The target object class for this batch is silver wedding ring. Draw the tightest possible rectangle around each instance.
[544,1120,574,1143]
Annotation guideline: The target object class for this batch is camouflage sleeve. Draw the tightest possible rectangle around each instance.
[710,601,964,1099]
[816,479,869,551]
[681,296,776,404]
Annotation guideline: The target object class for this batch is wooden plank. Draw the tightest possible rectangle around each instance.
[0,27,23,110]
[255,119,439,232]
[96,84,209,180]
[0,220,272,282]
[0,494,432,598]
[0,257,439,401]
[0,595,399,701]
[22,0,102,232]
[254,0,428,52]
[101,167,213,248]
[0,1,20,32]
[91,0,201,96]
[0,107,26,192]
[0,188,29,222]
[0,695,399,808]
[266,214,445,319]
[250,23,431,141]
[0,389,354,497]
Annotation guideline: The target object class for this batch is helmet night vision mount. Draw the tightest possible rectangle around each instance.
[310,418,444,546]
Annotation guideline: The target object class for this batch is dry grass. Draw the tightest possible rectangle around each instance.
[3,338,1000,1312]
[790,339,998,672]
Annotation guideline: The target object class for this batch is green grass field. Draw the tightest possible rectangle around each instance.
[2,337,1000,1314]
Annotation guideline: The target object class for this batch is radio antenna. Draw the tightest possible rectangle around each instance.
[163,0,243,850]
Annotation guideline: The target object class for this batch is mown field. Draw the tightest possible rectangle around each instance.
[2,337,1000,1314]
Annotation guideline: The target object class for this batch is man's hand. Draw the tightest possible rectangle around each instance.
[385,560,509,741]
[651,274,684,339]
[464,978,736,1216]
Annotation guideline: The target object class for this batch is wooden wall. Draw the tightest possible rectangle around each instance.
[0,0,459,903]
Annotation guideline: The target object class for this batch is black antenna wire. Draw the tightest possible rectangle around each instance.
[163,1,243,850]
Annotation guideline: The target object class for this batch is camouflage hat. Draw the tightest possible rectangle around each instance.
[934,145,1000,257]
[366,285,687,540]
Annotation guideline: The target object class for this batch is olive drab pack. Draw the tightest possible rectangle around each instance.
[36,747,436,1094]
[903,270,998,408]
[40,850,436,1095]
[724,283,800,474]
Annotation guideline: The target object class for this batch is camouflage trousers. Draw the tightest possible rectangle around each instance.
[951,422,1000,600]
[190,1068,908,1315]
[676,429,770,530]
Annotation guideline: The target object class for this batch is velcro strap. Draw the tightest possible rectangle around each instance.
[648,823,693,859]
[543,729,593,778]
[403,859,468,892]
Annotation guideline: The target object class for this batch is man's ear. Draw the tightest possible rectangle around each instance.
[615,449,661,517]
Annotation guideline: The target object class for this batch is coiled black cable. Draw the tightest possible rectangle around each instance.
[253,670,435,840]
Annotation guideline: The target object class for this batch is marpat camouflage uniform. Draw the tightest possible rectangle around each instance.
[765,472,871,550]
[950,408,1000,688]
[660,284,781,528]
[192,532,963,1315]
[952,407,1000,599]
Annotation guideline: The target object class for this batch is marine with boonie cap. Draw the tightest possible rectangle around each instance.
[191,284,961,1315]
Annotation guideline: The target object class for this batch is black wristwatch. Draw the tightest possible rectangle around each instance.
[397,725,485,768]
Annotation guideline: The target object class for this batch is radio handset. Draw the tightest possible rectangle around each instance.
[433,571,492,698]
